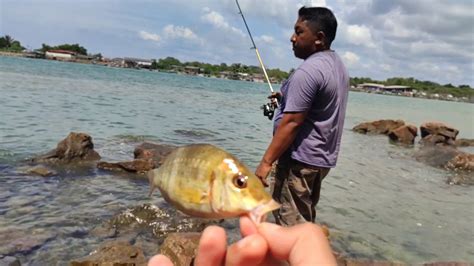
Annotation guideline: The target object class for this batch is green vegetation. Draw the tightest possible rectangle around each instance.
[350,76,474,98]
[151,56,289,81]
[0,35,25,52]
[39,43,88,55]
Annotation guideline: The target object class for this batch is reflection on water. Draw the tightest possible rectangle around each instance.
[1,57,473,264]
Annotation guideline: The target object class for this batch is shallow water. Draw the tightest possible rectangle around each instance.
[1,56,473,264]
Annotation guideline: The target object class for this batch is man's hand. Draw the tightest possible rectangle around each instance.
[255,160,272,187]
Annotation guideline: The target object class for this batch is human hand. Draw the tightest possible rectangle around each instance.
[148,217,336,266]
[196,216,336,266]
[268,92,282,103]
[255,161,272,187]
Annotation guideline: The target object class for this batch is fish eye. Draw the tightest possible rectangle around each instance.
[232,174,248,189]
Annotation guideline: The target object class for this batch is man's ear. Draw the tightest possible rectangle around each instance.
[315,31,326,46]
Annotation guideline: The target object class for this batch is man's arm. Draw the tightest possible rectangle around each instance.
[255,111,307,186]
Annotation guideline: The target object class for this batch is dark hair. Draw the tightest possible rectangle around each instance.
[298,6,338,46]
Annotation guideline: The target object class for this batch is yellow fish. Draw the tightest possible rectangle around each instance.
[148,144,280,224]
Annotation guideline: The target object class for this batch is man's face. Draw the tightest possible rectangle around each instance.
[291,17,319,59]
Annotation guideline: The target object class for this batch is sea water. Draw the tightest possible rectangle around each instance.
[1,56,473,264]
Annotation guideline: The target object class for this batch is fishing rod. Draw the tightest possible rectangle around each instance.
[235,0,278,120]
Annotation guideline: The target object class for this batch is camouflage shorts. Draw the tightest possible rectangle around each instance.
[271,159,330,226]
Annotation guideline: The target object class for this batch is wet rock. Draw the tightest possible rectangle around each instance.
[69,241,146,266]
[0,229,56,256]
[25,165,56,177]
[388,125,418,145]
[420,122,459,145]
[455,138,474,147]
[0,256,21,266]
[445,153,474,172]
[159,233,201,266]
[353,120,405,135]
[338,258,405,266]
[31,132,101,164]
[97,142,177,174]
[93,203,221,243]
[415,146,461,168]
[422,262,471,266]
[97,159,155,174]
[133,142,177,166]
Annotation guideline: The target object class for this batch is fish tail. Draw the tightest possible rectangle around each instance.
[147,169,157,197]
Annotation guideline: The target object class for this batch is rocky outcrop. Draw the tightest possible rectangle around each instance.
[31,132,100,164]
[69,241,146,266]
[97,159,155,174]
[446,153,474,172]
[455,138,474,147]
[159,233,201,266]
[353,120,405,135]
[97,142,177,173]
[92,204,221,242]
[388,124,418,145]
[420,122,459,146]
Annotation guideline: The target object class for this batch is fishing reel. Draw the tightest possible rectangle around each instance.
[261,101,278,120]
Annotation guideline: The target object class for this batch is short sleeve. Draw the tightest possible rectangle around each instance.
[284,68,322,113]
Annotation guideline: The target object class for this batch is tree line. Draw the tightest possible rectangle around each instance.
[151,56,290,81]
[1,34,472,98]
[351,77,473,98]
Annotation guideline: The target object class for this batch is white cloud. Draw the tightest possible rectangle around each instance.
[201,8,245,37]
[257,35,275,44]
[345,24,375,48]
[342,51,360,67]
[163,24,200,42]
[138,30,161,42]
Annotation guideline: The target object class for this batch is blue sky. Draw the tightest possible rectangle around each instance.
[1,0,473,86]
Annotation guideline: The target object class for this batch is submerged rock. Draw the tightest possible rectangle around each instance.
[92,203,221,242]
[97,142,177,174]
[31,132,101,164]
[0,256,21,266]
[25,165,56,177]
[159,233,201,266]
[0,229,56,256]
[353,120,405,135]
[455,138,474,147]
[69,241,146,266]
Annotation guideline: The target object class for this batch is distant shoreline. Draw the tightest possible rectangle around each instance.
[1,51,472,104]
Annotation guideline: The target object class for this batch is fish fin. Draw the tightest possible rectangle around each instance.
[147,170,156,197]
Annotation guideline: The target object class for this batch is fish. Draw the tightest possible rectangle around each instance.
[148,144,280,224]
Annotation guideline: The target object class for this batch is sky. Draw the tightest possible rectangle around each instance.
[1,0,473,86]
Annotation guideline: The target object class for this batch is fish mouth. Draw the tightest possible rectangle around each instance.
[248,199,281,224]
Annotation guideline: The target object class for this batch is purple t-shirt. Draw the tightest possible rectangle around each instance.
[273,50,349,168]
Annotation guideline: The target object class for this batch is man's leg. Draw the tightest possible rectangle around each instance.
[284,162,329,223]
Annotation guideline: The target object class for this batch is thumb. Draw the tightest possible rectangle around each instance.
[257,222,336,265]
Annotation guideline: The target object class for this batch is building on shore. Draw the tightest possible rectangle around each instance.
[45,50,76,60]
[123,57,153,69]
[356,83,412,94]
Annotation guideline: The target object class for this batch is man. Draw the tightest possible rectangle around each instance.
[255,6,349,226]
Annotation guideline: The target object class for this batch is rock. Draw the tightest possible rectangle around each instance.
[420,122,459,145]
[26,165,56,177]
[134,142,177,166]
[415,146,461,168]
[31,132,101,164]
[0,256,21,266]
[159,233,201,266]
[353,120,405,135]
[0,229,56,256]
[341,258,405,266]
[455,138,474,147]
[97,159,155,174]
[93,204,221,242]
[97,142,177,174]
[445,153,474,172]
[422,262,471,266]
[69,241,146,266]
[388,125,418,145]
